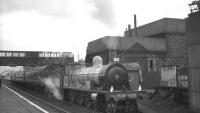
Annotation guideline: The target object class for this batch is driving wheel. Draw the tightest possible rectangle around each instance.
[106,99,116,113]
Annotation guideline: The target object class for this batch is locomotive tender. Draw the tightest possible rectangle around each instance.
[63,56,139,113]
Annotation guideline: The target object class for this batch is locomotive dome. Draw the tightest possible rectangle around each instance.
[92,56,103,67]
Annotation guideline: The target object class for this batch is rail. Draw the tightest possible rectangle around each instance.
[3,83,70,113]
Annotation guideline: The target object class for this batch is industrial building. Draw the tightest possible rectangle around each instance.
[85,18,186,89]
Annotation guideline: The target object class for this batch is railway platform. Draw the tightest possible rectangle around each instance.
[0,84,48,113]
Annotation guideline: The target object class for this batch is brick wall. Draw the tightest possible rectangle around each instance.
[119,53,164,89]
[165,34,187,66]
[117,34,187,89]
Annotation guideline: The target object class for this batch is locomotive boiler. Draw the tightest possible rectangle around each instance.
[63,56,139,113]
[71,58,129,91]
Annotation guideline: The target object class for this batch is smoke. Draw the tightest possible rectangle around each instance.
[41,77,62,100]
[0,0,115,27]
[89,0,115,28]
[102,36,120,50]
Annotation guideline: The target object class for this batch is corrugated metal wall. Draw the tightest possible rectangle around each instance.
[160,66,177,87]
[186,12,200,113]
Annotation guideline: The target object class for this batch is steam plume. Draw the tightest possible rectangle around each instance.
[41,77,62,100]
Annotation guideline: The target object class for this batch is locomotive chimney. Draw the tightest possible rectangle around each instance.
[92,56,103,67]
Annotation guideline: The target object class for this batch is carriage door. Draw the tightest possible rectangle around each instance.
[128,70,140,90]
[60,74,63,90]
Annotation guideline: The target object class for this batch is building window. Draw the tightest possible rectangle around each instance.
[148,58,156,72]
[19,53,25,57]
[6,52,12,57]
[13,53,19,57]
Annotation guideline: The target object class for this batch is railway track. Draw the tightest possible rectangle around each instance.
[3,82,69,113]
[3,81,99,113]
[3,81,143,113]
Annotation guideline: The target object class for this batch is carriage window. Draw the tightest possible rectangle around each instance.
[51,53,57,57]
[45,53,50,57]
[39,53,45,57]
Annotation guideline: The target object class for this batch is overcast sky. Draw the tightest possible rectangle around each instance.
[0,0,193,60]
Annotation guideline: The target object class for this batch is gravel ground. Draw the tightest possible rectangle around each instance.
[137,93,189,113]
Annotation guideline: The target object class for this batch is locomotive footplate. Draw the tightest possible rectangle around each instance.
[104,91,138,113]
[105,91,137,101]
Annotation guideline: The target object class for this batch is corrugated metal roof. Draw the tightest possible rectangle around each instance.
[124,18,185,37]
[86,36,166,55]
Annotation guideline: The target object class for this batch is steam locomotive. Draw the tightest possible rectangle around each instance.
[5,56,139,113]
[63,56,139,113]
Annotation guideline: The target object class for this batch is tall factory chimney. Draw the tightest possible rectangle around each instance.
[134,14,137,37]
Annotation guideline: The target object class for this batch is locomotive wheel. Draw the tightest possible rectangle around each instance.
[78,96,84,106]
[69,94,75,103]
[44,87,53,98]
[91,102,97,112]
[46,88,53,98]
[44,87,48,93]
[106,99,116,113]
[85,97,91,107]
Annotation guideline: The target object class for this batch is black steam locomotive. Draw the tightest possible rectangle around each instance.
[6,56,139,113]
[63,56,139,113]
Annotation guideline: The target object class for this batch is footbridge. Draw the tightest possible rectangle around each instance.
[0,51,74,66]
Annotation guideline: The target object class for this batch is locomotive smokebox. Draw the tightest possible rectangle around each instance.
[104,64,129,90]
[71,56,129,91]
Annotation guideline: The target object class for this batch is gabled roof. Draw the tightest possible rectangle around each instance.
[128,43,147,51]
